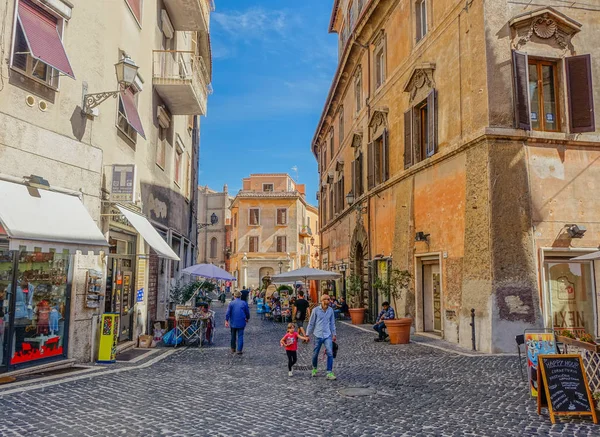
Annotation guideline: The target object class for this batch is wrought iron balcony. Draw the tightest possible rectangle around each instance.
[163,0,213,32]
[152,50,210,115]
[299,225,312,238]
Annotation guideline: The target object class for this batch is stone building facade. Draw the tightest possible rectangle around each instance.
[0,0,213,372]
[314,0,600,352]
[197,185,233,270]
[229,174,319,289]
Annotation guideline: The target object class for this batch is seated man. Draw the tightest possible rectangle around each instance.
[335,297,349,319]
[373,301,395,342]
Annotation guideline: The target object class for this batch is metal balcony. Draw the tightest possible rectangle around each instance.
[152,50,210,115]
[163,0,212,32]
[299,225,312,238]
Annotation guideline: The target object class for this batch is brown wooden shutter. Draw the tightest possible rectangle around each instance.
[351,159,356,197]
[404,109,413,169]
[382,128,389,181]
[341,176,345,210]
[358,152,363,195]
[426,89,437,157]
[249,236,255,252]
[367,141,375,189]
[566,55,595,133]
[512,50,531,130]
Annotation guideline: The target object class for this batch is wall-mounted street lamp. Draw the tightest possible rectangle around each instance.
[566,224,586,239]
[82,56,139,115]
[199,213,219,230]
[415,232,430,242]
[346,191,367,214]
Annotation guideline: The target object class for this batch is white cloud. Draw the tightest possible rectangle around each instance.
[212,8,288,40]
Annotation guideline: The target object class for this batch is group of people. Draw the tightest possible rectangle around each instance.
[225,289,339,380]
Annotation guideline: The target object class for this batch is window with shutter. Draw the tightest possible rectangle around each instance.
[404,109,413,169]
[351,159,356,198]
[382,129,389,181]
[276,208,287,225]
[249,208,260,226]
[357,152,364,195]
[426,90,437,157]
[249,236,258,253]
[528,59,560,132]
[276,236,286,253]
[367,142,375,189]
[512,50,531,130]
[329,188,334,219]
[566,54,595,133]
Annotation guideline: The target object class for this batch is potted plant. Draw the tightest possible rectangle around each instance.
[346,274,366,324]
[376,269,413,345]
[593,392,600,413]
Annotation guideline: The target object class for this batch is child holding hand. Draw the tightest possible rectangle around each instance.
[280,323,309,377]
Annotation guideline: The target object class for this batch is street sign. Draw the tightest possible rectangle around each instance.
[537,354,597,424]
[111,164,136,202]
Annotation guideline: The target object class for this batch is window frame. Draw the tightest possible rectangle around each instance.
[375,46,385,89]
[262,183,274,192]
[276,236,287,253]
[248,236,259,253]
[174,144,183,187]
[276,208,288,226]
[117,94,138,144]
[156,127,167,170]
[125,0,143,27]
[339,107,345,145]
[355,70,362,114]
[248,208,260,226]
[416,0,428,43]
[329,130,335,161]
[528,58,561,133]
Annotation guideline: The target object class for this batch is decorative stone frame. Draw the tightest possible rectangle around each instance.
[403,63,436,103]
[368,108,388,141]
[509,7,582,54]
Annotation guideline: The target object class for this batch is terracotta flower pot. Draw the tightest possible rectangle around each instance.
[384,318,412,344]
[349,308,366,325]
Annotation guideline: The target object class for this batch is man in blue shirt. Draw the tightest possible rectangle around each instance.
[225,290,250,354]
[306,294,337,380]
[373,301,395,342]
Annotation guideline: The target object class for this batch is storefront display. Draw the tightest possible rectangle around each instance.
[545,261,596,337]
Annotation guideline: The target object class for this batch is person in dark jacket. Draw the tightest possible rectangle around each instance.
[225,290,250,354]
[240,286,250,303]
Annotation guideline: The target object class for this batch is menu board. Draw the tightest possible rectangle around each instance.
[537,354,597,424]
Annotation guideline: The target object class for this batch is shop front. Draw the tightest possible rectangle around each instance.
[0,179,107,373]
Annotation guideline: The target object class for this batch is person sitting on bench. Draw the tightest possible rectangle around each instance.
[373,302,395,342]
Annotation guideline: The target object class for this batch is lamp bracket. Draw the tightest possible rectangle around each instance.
[82,90,120,115]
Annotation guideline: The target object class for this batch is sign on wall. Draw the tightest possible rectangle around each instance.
[111,164,136,202]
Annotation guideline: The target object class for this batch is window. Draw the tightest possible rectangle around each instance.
[416,0,427,42]
[174,146,183,186]
[328,187,334,220]
[11,0,75,87]
[355,71,362,113]
[276,236,287,253]
[276,208,287,225]
[375,46,385,89]
[233,213,237,228]
[335,177,345,214]
[248,236,259,253]
[249,208,260,226]
[339,108,344,145]
[117,86,146,143]
[210,237,217,259]
[233,238,237,254]
[125,0,143,25]
[352,153,364,197]
[404,90,437,169]
[513,51,595,133]
[368,131,389,189]
[185,152,191,199]
[322,189,327,225]
[157,127,167,169]
[263,183,274,192]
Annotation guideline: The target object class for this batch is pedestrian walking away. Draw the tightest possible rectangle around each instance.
[306,294,337,380]
[280,323,309,377]
[225,290,250,354]
[293,290,309,338]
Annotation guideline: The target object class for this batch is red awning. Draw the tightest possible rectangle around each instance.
[121,88,146,139]
[18,0,75,79]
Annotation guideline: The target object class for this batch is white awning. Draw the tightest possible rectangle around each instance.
[0,180,107,254]
[571,251,600,261]
[116,206,180,261]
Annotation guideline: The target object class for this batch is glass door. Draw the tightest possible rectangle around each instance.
[0,249,14,372]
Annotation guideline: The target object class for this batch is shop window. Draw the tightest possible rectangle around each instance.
[544,261,597,337]
[263,184,274,192]
[276,236,287,253]
[248,236,259,253]
[249,208,260,226]
[404,90,437,169]
[210,237,217,259]
[11,0,75,88]
[416,0,428,43]
[3,251,71,366]
[512,52,595,133]
[276,208,287,226]
[125,0,143,25]
[529,59,560,132]
[368,130,389,189]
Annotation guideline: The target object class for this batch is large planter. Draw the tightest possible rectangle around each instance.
[384,318,412,344]
[349,308,366,325]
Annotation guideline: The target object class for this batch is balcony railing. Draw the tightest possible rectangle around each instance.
[152,50,210,115]
[338,0,369,58]
[299,225,313,237]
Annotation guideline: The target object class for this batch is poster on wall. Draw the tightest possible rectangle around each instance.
[85,269,103,309]
[547,262,594,337]
[525,331,557,397]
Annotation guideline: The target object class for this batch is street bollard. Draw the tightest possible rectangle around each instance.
[470,308,476,351]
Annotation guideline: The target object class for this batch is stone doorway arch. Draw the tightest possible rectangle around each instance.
[349,222,370,315]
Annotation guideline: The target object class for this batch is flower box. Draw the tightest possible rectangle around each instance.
[557,336,600,353]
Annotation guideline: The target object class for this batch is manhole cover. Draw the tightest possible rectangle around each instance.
[339,387,377,397]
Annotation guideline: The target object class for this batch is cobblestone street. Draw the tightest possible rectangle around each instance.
[0,305,597,436]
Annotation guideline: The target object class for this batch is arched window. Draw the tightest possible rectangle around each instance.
[210,237,217,259]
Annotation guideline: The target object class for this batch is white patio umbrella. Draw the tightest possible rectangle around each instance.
[271,266,341,286]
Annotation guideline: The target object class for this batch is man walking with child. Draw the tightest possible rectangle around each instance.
[306,294,337,380]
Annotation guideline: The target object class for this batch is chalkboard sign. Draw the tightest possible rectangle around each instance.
[537,354,598,424]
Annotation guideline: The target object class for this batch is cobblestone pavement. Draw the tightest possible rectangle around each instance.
[1,305,598,436]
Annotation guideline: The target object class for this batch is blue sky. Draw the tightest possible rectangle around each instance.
[199,0,337,204]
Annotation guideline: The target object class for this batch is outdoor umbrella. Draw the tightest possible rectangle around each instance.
[182,263,236,281]
[271,267,341,291]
